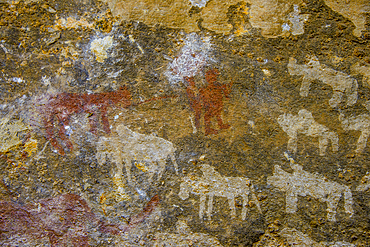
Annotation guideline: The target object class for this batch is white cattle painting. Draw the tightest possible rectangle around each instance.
[277,109,338,156]
[179,164,261,220]
[267,153,353,221]
[340,113,370,153]
[288,55,358,108]
[96,124,179,183]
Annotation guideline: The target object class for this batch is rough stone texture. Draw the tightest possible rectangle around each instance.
[0,0,370,246]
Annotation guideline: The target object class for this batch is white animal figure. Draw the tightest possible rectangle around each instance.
[288,55,358,108]
[356,174,370,192]
[154,220,223,247]
[96,125,179,183]
[277,109,339,156]
[340,113,370,153]
[267,153,354,222]
[179,164,261,220]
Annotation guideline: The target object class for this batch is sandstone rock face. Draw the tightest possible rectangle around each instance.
[1,0,370,246]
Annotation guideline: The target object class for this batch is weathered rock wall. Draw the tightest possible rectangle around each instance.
[0,0,370,246]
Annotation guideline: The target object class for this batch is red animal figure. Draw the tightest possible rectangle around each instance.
[200,68,232,135]
[0,194,160,247]
[42,87,132,155]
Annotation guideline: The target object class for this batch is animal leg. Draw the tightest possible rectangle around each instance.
[228,196,236,218]
[170,153,179,175]
[100,107,111,134]
[329,131,339,152]
[326,194,340,222]
[299,78,311,97]
[329,91,343,108]
[241,194,249,220]
[199,195,206,219]
[355,128,370,153]
[124,158,133,183]
[148,161,157,183]
[207,194,214,220]
[318,136,328,156]
[217,115,230,130]
[44,117,65,155]
[285,192,298,213]
[157,159,166,181]
[287,135,298,154]
[87,110,99,135]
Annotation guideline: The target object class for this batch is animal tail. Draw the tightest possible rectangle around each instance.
[343,186,354,217]
[346,78,358,106]
[249,184,262,214]
[131,95,178,107]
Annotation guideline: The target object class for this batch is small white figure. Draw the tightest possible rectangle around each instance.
[277,109,339,156]
[340,113,370,153]
[288,55,358,108]
[179,164,261,220]
[96,125,178,183]
[154,220,223,246]
[267,153,353,222]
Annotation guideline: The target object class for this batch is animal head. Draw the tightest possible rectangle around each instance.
[267,165,291,191]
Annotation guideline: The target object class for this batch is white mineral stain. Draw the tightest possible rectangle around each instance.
[165,33,213,84]
[55,17,94,30]
[90,36,114,63]
[188,0,209,8]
